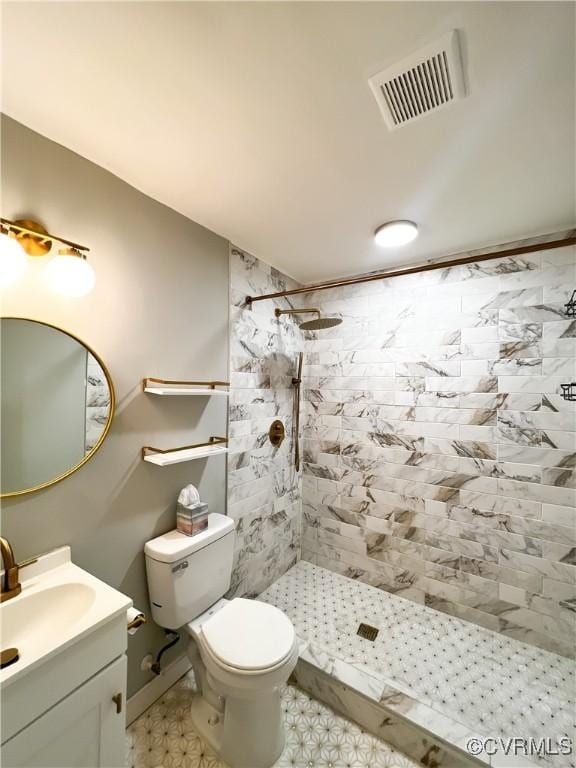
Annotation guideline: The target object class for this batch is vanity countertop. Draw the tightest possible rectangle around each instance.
[0,546,132,687]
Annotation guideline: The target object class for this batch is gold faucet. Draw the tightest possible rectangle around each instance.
[1,537,22,602]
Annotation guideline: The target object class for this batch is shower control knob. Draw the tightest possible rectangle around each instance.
[269,420,285,447]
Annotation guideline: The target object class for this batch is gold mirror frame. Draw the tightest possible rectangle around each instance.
[0,317,116,499]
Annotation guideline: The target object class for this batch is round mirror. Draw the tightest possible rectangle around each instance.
[1,318,115,497]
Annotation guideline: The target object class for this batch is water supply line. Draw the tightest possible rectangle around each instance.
[150,629,180,675]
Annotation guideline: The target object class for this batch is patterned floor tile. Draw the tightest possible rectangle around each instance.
[127,671,417,768]
[259,561,575,752]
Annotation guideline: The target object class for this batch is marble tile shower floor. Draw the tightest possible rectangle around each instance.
[259,562,575,765]
[127,672,418,768]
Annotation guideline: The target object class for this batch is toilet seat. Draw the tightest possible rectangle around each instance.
[197,598,296,672]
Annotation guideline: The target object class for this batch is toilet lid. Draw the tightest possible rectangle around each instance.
[201,598,295,671]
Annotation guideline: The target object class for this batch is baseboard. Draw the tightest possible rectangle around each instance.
[127,654,192,725]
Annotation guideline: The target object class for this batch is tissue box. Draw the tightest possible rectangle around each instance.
[177,501,209,536]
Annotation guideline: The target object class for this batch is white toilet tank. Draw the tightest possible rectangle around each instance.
[145,513,235,629]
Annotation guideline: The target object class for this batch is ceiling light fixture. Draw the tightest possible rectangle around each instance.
[374,220,418,247]
[0,218,94,296]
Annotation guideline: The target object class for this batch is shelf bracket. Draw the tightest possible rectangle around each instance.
[141,436,228,460]
[142,377,229,392]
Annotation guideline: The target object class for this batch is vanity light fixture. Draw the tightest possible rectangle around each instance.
[0,217,94,296]
[374,220,418,247]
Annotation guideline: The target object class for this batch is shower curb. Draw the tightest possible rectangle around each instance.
[290,645,539,768]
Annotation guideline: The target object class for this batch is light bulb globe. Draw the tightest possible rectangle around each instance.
[0,232,27,286]
[45,254,95,297]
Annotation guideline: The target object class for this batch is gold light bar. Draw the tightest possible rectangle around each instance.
[1,217,89,255]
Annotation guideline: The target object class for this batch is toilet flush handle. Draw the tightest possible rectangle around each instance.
[171,561,189,573]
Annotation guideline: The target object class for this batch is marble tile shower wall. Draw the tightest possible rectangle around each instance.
[85,352,111,452]
[226,247,304,598]
[300,245,576,657]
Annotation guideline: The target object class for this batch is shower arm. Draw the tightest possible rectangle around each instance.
[275,308,321,320]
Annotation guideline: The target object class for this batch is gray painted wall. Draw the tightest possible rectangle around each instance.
[0,116,229,696]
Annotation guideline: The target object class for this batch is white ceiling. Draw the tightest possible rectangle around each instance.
[2,2,574,283]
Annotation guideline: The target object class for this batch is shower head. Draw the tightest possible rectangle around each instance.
[299,316,342,331]
[275,307,342,331]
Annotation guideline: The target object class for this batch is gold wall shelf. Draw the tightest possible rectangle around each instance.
[143,378,229,396]
[142,437,228,466]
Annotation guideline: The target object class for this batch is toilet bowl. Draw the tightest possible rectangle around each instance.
[186,598,299,768]
[144,515,298,768]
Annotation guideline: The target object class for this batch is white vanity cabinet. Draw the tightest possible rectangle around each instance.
[2,656,127,768]
[0,548,133,768]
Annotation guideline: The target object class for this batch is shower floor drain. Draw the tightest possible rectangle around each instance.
[357,623,379,642]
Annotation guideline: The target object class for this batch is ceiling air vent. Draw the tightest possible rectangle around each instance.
[369,30,465,131]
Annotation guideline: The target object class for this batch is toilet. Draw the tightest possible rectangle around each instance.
[144,513,299,768]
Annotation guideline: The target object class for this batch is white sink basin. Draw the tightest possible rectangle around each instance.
[0,547,131,687]
[2,582,96,654]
